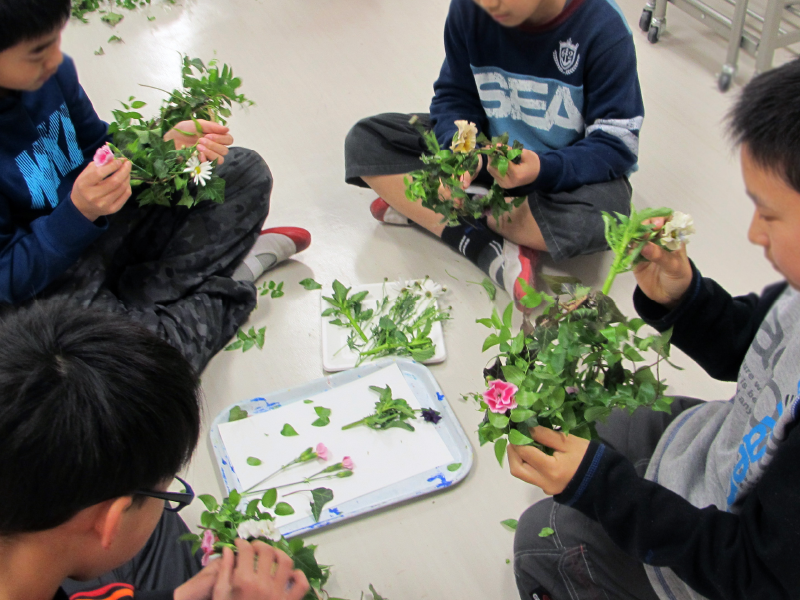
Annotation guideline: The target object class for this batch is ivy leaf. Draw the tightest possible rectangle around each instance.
[280,424,299,437]
[299,278,322,290]
[94,46,105,56]
[309,487,334,522]
[311,417,330,427]
[480,277,497,300]
[246,456,262,466]
[100,11,124,26]
[501,519,518,531]
[228,406,249,422]
[539,526,555,538]
[303,399,314,404]
[108,35,123,43]
[314,406,332,418]
[274,502,295,516]
[447,463,462,472]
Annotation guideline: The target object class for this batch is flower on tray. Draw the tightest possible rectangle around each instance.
[659,211,696,251]
[484,380,518,414]
[316,443,329,461]
[420,278,447,300]
[93,144,114,167]
[342,456,354,470]
[184,155,213,186]
[237,518,281,542]
[421,408,442,424]
[452,120,478,154]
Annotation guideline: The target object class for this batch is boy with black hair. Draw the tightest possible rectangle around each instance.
[345,0,643,308]
[0,0,311,372]
[507,59,800,600]
[0,300,309,600]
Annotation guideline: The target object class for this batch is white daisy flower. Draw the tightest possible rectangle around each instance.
[183,155,213,187]
[387,279,417,295]
[659,211,696,251]
[420,278,446,299]
[236,518,281,542]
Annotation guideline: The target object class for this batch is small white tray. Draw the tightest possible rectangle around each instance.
[320,281,447,372]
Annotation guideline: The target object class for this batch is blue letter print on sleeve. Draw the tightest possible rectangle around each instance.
[14,103,84,210]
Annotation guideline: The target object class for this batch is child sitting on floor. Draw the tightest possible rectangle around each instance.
[0,0,311,372]
[344,0,643,308]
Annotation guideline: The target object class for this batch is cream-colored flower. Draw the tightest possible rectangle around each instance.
[387,279,417,295]
[451,120,478,154]
[183,155,213,186]
[237,518,281,542]
[659,211,696,251]
[420,278,446,299]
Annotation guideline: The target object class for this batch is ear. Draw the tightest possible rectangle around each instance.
[95,496,134,550]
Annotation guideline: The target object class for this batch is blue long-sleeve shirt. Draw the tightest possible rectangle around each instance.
[0,54,110,304]
[430,0,644,195]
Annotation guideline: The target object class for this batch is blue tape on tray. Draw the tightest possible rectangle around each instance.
[428,474,453,488]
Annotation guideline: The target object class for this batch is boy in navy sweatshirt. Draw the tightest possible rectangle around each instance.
[344,0,643,308]
[508,60,800,600]
[0,0,311,372]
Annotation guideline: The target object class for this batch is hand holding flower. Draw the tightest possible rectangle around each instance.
[487,148,540,189]
[634,216,694,310]
[71,157,132,222]
[164,119,233,164]
[507,426,590,496]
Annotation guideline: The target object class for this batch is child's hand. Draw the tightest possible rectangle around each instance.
[165,120,234,164]
[71,159,132,222]
[438,155,483,208]
[507,427,590,495]
[211,539,309,600]
[174,557,223,600]
[488,148,540,189]
[633,217,694,310]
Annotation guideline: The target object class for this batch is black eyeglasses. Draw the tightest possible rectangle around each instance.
[134,476,195,512]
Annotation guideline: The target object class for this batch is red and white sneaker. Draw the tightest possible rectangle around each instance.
[370,197,410,225]
[498,240,539,312]
[235,227,311,281]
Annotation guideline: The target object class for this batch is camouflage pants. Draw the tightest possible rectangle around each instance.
[42,147,271,373]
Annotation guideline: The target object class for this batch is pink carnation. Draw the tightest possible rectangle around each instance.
[483,380,518,413]
[342,456,354,470]
[200,529,217,566]
[93,144,114,167]
[316,443,328,461]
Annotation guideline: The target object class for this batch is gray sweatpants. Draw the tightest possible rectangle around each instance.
[344,113,632,262]
[39,147,271,373]
[513,397,704,600]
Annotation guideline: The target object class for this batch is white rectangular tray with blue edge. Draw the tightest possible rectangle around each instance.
[210,358,472,537]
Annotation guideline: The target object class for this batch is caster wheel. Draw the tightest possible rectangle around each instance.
[718,72,733,92]
[639,9,653,32]
[647,25,661,43]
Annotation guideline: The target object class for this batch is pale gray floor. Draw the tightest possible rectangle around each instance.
[62,1,794,597]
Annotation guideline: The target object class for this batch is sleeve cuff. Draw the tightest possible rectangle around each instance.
[632,261,703,331]
[554,440,606,508]
[37,195,108,260]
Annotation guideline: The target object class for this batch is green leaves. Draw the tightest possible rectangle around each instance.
[501,519,519,531]
[309,487,334,522]
[225,326,266,352]
[342,385,419,432]
[494,438,508,466]
[259,280,284,298]
[280,424,299,437]
[228,406,249,422]
[246,457,262,466]
[538,527,555,538]
[274,502,295,516]
[508,429,534,445]
[312,406,331,427]
[100,11,124,26]
[261,488,277,509]
[447,463,462,472]
[299,278,322,290]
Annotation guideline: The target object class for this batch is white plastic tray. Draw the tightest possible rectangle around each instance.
[209,358,472,538]
[320,282,447,372]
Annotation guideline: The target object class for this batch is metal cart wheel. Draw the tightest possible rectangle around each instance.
[718,64,735,92]
[639,8,653,32]
[648,24,662,43]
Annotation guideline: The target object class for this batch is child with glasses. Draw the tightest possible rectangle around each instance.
[0,300,308,600]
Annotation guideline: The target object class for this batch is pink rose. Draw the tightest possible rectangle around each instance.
[93,144,114,167]
[200,529,217,566]
[483,380,518,413]
[316,443,328,461]
[342,456,354,470]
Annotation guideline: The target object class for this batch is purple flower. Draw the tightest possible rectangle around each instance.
[421,408,442,424]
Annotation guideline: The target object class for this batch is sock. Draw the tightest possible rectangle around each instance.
[232,233,296,282]
[440,217,505,287]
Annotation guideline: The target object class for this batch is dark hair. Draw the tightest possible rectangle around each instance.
[728,58,800,193]
[0,0,71,53]
[0,300,201,534]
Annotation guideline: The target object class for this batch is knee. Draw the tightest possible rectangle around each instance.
[222,147,272,219]
[514,499,556,554]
